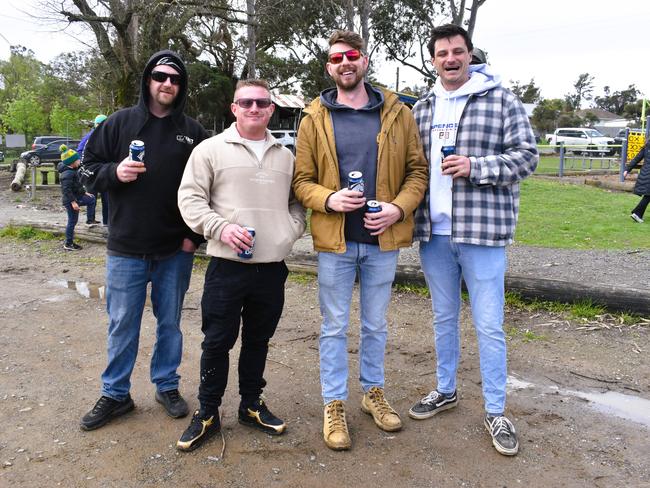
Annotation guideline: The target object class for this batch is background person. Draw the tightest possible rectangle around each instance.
[293,30,428,451]
[176,79,305,452]
[624,138,650,223]
[79,50,208,431]
[58,144,96,251]
[78,114,109,226]
[409,24,538,456]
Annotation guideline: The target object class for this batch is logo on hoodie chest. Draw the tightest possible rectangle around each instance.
[250,170,275,186]
[176,135,194,145]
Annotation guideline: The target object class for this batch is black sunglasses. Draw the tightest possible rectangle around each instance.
[234,98,273,109]
[150,71,182,85]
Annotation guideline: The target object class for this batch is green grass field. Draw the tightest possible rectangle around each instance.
[517,178,647,249]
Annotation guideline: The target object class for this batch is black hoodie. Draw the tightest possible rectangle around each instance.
[80,50,208,256]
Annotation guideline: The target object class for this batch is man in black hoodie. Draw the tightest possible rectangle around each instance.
[79,50,208,431]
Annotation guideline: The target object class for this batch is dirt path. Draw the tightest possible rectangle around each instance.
[1,236,649,487]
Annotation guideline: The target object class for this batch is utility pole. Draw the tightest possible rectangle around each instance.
[395,66,400,93]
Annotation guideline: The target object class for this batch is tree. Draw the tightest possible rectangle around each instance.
[509,78,541,103]
[3,89,48,139]
[0,46,46,107]
[50,96,96,138]
[594,84,641,116]
[371,0,488,81]
[565,72,594,110]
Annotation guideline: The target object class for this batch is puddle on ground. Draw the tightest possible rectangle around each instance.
[508,374,650,429]
[49,279,155,306]
[51,279,106,300]
[565,390,650,429]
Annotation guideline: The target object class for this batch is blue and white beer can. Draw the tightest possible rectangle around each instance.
[348,171,364,194]
[366,200,382,214]
[237,226,256,259]
[129,140,145,163]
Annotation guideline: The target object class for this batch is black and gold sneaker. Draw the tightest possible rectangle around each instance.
[238,398,286,435]
[176,410,220,452]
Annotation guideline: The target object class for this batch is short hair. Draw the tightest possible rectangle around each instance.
[427,24,473,58]
[235,78,270,93]
[328,30,365,53]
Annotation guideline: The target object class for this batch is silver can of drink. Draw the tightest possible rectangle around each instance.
[237,226,256,259]
[129,140,145,163]
[348,171,364,194]
[366,200,382,213]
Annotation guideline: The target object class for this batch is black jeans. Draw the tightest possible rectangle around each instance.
[198,258,288,414]
[632,195,650,219]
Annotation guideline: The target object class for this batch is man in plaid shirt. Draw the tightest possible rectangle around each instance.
[408,24,538,456]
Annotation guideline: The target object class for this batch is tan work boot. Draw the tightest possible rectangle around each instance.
[323,400,351,450]
[361,386,402,432]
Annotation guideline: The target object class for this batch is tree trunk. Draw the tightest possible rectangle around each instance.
[246,0,257,79]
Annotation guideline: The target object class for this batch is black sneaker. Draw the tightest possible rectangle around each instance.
[484,414,519,456]
[86,220,101,226]
[63,242,83,251]
[408,389,458,419]
[80,394,135,431]
[155,389,189,418]
[177,410,220,452]
[238,398,286,435]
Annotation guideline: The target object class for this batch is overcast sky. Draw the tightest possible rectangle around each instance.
[1,0,649,102]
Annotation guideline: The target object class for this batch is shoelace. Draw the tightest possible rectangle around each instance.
[326,401,347,432]
[420,390,442,405]
[367,388,395,417]
[165,390,181,403]
[488,416,515,437]
[92,396,115,413]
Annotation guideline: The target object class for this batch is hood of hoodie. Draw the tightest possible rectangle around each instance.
[138,50,188,118]
[320,82,385,112]
[431,63,501,100]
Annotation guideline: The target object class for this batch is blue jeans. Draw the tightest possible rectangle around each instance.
[101,250,194,401]
[318,242,398,404]
[419,235,507,415]
[64,194,96,244]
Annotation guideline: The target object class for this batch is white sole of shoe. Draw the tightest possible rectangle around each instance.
[408,400,457,420]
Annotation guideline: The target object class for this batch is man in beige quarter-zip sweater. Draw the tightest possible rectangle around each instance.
[176,78,306,452]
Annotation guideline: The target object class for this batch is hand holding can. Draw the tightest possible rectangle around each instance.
[237,226,256,259]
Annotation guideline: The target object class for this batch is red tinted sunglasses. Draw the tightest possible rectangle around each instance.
[150,71,182,85]
[328,49,362,64]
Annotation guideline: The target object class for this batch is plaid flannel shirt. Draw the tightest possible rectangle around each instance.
[413,86,538,246]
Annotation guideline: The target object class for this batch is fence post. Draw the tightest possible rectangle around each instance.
[558,143,565,177]
[619,128,629,182]
[30,165,36,200]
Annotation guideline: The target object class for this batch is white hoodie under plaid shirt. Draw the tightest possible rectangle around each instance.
[413,81,538,247]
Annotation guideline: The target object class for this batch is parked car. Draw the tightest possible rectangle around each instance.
[270,129,297,153]
[613,128,643,155]
[31,135,67,150]
[21,139,80,166]
[545,128,615,156]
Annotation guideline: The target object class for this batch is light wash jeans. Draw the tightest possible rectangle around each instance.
[318,242,398,404]
[101,250,194,401]
[419,235,507,415]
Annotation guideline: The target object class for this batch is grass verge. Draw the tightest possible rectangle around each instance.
[517,178,647,249]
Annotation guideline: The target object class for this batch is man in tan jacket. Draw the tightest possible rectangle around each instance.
[176,79,306,452]
[293,30,428,450]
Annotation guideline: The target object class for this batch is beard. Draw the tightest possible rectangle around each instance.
[332,66,365,92]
